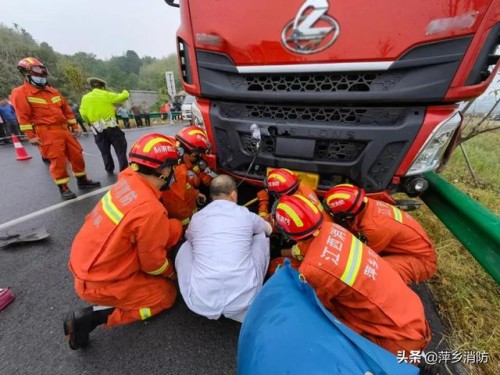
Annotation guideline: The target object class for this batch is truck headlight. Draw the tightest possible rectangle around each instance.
[191,102,205,130]
[406,111,462,176]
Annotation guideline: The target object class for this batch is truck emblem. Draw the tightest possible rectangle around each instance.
[281,0,340,55]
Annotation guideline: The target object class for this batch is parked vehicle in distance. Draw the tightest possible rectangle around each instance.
[181,94,196,121]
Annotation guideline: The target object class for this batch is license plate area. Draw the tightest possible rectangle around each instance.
[275,137,315,159]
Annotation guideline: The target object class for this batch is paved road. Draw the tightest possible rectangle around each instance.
[0,124,239,375]
[0,124,463,375]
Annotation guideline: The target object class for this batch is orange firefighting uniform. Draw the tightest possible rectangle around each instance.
[69,168,183,327]
[299,222,431,355]
[350,198,437,283]
[182,153,215,188]
[10,82,88,186]
[266,183,333,274]
[161,164,200,228]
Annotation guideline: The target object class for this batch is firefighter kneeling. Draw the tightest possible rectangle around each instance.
[161,126,215,228]
[324,184,437,284]
[272,194,431,355]
[64,133,183,350]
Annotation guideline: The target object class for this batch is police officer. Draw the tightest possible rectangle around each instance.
[79,77,129,174]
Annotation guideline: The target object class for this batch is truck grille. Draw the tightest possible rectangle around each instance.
[220,103,404,125]
[243,72,384,93]
[240,134,365,162]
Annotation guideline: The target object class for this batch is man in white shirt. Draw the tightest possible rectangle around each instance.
[175,174,272,322]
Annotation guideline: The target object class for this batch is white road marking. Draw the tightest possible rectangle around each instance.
[0,185,111,231]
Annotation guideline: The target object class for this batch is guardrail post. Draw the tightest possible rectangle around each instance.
[421,172,500,284]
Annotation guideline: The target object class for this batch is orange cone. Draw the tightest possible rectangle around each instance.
[12,135,32,161]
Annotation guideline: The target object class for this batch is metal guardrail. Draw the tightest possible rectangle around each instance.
[421,172,500,284]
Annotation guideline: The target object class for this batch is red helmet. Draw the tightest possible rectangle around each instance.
[129,133,180,169]
[265,168,299,196]
[17,57,49,76]
[273,194,323,241]
[324,184,366,216]
[176,126,210,153]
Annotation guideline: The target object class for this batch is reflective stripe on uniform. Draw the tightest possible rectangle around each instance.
[186,183,191,189]
[181,217,190,226]
[139,307,152,320]
[291,244,304,261]
[146,259,170,275]
[391,206,404,223]
[20,124,34,131]
[74,172,87,177]
[55,177,70,185]
[27,97,47,104]
[340,237,363,286]
[101,191,124,225]
[68,119,77,124]
[51,96,62,103]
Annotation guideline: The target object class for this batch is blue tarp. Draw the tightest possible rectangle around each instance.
[238,263,419,375]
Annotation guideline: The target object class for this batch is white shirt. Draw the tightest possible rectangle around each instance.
[176,199,270,322]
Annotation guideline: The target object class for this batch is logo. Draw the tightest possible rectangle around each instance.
[276,212,291,226]
[153,145,174,154]
[281,0,340,55]
[331,199,345,208]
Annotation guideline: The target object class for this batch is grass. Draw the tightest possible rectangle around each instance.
[412,130,500,375]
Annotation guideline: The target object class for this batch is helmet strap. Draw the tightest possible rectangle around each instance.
[159,168,176,191]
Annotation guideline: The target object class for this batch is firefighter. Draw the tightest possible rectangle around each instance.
[160,126,213,228]
[273,194,431,355]
[64,133,183,350]
[79,77,130,173]
[177,126,217,188]
[259,168,332,222]
[259,168,332,273]
[324,184,437,283]
[10,57,100,200]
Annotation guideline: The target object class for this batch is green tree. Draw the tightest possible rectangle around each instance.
[60,61,87,100]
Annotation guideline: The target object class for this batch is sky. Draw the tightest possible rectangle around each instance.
[1,0,181,59]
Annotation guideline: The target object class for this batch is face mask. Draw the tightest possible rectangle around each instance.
[30,76,47,86]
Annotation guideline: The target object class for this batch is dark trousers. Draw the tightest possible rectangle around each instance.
[143,114,151,126]
[121,116,130,129]
[94,127,128,173]
[0,123,8,144]
[134,115,143,127]
[3,119,21,136]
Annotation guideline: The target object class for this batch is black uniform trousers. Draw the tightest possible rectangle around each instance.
[94,127,128,173]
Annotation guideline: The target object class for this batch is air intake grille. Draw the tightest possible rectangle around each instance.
[220,103,404,125]
[240,134,365,162]
[242,73,382,93]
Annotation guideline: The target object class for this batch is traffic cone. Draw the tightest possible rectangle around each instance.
[12,134,32,161]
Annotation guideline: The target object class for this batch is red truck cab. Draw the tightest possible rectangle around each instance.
[168,0,500,198]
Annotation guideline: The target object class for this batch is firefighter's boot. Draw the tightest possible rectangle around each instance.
[63,307,94,350]
[59,184,77,201]
[77,176,101,190]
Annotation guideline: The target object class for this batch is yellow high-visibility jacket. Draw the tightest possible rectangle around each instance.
[79,88,129,124]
